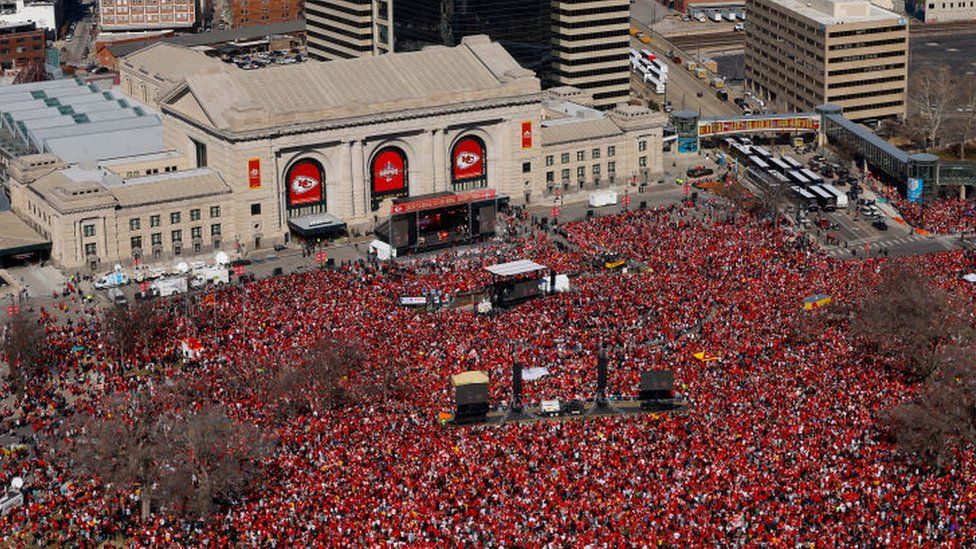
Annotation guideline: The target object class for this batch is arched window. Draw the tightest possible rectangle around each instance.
[370,146,409,209]
[451,135,487,191]
[284,158,326,217]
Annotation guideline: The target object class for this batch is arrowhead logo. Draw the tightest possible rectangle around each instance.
[291,174,319,195]
[455,151,480,171]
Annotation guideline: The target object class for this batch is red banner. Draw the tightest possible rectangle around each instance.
[372,148,407,195]
[287,160,323,206]
[248,158,261,189]
[391,188,496,215]
[452,137,485,181]
[550,207,560,218]
[521,121,532,149]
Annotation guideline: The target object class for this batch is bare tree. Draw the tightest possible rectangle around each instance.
[958,75,976,160]
[101,300,159,366]
[884,343,976,469]
[160,405,269,518]
[909,67,956,149]
[59,382,269,521]
[850,264,970,381]
[270,338,366,419]
[63,388,167,520]
[1,310,48,403]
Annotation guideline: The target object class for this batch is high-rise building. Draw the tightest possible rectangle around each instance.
[745,0,908,121]
[395,0,552,78]
[551,0,630,109]
[394,0,630,109]
[906,0,976,22]
[99,0,195,30]
[305,0,393,61]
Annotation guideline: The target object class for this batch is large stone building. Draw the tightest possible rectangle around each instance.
[305,0,393,61]
[7,152,235,269]
[9,36,665,269]
[745,0,908,122]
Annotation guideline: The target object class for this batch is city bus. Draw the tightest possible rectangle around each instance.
[767,157,791,173]
[819,183,848,209]
[752,145,772,159]
[787,170,810,186]
[791,186,818,211]
[749,156,770,170]
[808,184,837,211]
[644,71,666,94]
[782,155,803,170]
[800,168,824,185]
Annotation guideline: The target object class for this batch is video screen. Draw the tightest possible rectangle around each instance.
[418,206,468,236]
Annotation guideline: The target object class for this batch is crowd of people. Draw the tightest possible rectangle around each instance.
[884,187,976,235]
[3,195,976,546]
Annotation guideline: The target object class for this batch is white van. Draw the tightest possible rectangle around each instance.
[93,271,129,290]
[191,265,229,287]
[152,276,188,297]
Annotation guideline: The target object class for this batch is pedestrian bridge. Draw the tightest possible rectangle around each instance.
[671,104,976,200]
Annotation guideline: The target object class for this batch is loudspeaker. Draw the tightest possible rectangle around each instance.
[272,267,283,276]
[587,209,594,218]
[639,370,674,401]
[640,201,647,210]
[455,383,489,422]
[540,217,548,226]
[512,362,523,413]
[596,350,608,400]
[691,192,699,203]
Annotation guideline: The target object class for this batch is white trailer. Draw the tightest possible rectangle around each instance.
[152,276,188,297]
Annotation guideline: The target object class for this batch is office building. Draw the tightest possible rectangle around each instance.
[906,0,976,22]
[394,0,630,109]
[227,0,302,28]
[551,0,630,109]
[305,0,392,60]
[0,22,44,73]
[98,0,195,31]
[0,0,63,35]
[745,0,908,121]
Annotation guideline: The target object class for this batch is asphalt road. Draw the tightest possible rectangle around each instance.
[63,19,92,65]
[629,32,740,117]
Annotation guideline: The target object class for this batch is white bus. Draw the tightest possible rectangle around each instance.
[819,183,849,209]
[768,157,791,172]
[782,155,803,170]
[749,156,770,170]
[800,168,824,185]
[752,145,772,159]
[787,170,810,186]
[792,186,818,210]
[651,59,669,75]
[644,72,666,94]
[808,185,837,211]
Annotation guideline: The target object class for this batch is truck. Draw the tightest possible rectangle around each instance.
[710,12,722,22]
[152,276,188,297]
[93,271,129,290]
[711,77,725,89]
[108,287,128,307]
[190,265,229,288]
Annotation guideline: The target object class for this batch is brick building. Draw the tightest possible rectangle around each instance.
[229,0,302,28]
[0,22,44,73]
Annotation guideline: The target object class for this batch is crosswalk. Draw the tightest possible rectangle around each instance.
[823,233,954,258]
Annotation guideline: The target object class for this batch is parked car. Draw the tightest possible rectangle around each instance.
[733,23,745,31]
[716,89,729,101]
[872,219,889,231]
[686,166,715,178]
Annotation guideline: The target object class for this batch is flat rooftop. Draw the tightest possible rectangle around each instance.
[771,0,903,25]
[0,210,48,256]
[0,77,162,163]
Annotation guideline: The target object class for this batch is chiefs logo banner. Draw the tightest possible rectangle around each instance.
[287,160,323,206]
[521,121,533,149]
[248,158,261,189]
[372,148,408,195]
[452,137,485,181]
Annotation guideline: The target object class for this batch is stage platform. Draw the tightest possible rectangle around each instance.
[448,397,689,426]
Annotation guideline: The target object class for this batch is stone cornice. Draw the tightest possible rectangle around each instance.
[162,93,544,144]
